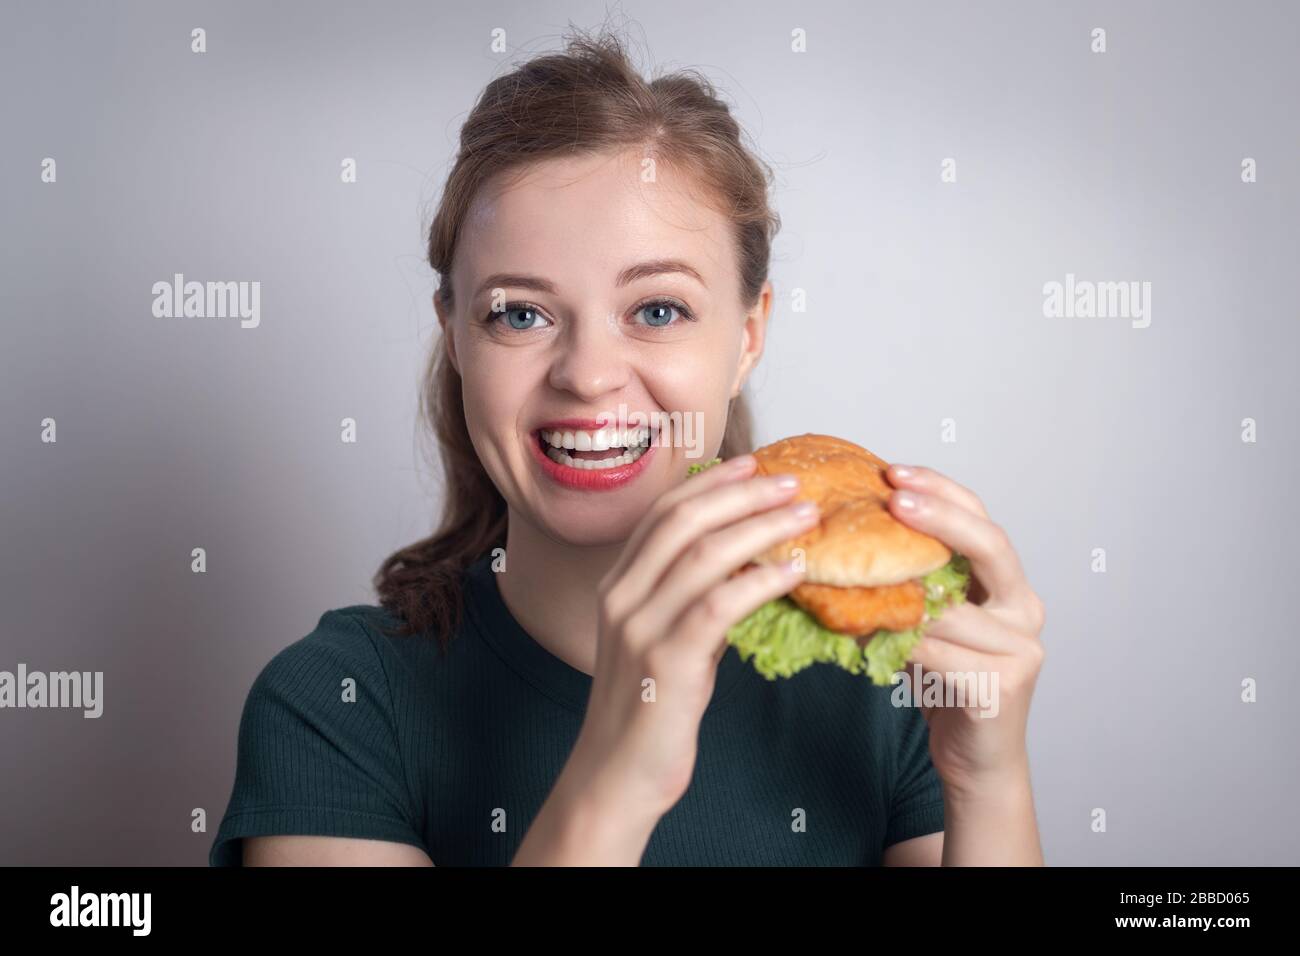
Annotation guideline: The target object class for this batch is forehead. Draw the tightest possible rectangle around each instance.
[457,150,734,295]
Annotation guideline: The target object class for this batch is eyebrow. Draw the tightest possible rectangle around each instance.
[473,258,706,300]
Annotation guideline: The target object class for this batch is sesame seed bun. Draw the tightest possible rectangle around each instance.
[750,433,952,589]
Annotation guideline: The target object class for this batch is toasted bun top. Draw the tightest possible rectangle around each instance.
[750,433,951,587]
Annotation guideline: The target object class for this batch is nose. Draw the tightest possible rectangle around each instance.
[545,313,631,402]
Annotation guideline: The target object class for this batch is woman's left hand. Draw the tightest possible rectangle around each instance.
[885,463,1046,798]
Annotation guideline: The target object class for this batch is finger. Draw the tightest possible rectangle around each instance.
[604,453,756,588]
[922,601,1021,655]
[630,497,820,640]
[907,633,990,681]
[902,642,1003,715]
[604,470,804,616]
[662,560,805,658]
[888,489,1031,606]
[886,464,989,519]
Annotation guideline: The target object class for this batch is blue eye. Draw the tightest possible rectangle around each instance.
[485,298,693,331]
[637,299,692,327]
[486,305,551,331]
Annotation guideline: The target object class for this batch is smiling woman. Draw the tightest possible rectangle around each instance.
[209,25,951,868]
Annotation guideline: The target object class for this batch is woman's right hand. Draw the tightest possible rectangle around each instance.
[566,453,821,819]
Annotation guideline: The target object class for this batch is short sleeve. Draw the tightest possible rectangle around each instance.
[209,610,426,865]
[883,702,945,848]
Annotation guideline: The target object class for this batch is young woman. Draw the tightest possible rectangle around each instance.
[210,29,1046,867]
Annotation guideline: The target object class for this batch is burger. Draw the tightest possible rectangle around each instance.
[687,433,971,685]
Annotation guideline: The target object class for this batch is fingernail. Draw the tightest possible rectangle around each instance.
[729,454,756,470]
[892,464,915,479]
[770,473,799,490]
[791,500,819,520]
[894,490,918,510]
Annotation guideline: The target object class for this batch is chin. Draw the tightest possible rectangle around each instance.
[522,477,664,549]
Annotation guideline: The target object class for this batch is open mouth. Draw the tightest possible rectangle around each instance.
[536,426,654,471]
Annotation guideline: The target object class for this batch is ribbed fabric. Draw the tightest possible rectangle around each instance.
[210,552,944,866]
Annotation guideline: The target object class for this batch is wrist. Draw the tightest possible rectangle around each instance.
[941,752,1033,805]
[938,754,1043,866]
[554,766,665,865]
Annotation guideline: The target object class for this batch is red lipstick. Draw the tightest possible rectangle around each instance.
[528,424,658,491]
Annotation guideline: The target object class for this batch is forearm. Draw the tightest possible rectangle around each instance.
[940,760,1044,866]
[512,764,664,866]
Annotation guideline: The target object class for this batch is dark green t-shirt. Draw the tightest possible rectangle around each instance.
[210,553,945,865]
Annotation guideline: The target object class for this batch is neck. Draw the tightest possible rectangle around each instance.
[494,507,624,677]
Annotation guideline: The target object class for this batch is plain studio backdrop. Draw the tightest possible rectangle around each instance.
[1,0,1296,865]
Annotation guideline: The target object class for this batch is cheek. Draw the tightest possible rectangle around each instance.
[641,344,739,444]
[457,344,539,454]
[645,356,728,416]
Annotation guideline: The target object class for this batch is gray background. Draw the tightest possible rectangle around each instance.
[1,0,1296,865]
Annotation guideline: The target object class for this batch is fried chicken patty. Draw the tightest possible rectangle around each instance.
[788,578,926,641]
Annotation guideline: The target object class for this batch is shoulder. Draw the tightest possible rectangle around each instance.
[224,604,432,799]
[253,606,389,688]
[240,604,426,728]
[250,550,497,708]
[212,605,433,866]
[257,604,441,681]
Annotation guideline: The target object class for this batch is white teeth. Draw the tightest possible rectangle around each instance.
[543,441,650,470]
[539,427,651,450]
[535,424,655,473]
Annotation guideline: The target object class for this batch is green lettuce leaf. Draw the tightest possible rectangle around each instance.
[685,454,970,684]
[686,457,722,476]
[724,556,970,684]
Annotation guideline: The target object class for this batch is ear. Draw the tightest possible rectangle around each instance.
[434,289,460,376]
[730,280,773,398]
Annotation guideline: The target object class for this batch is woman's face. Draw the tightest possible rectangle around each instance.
[438,148,770,548]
